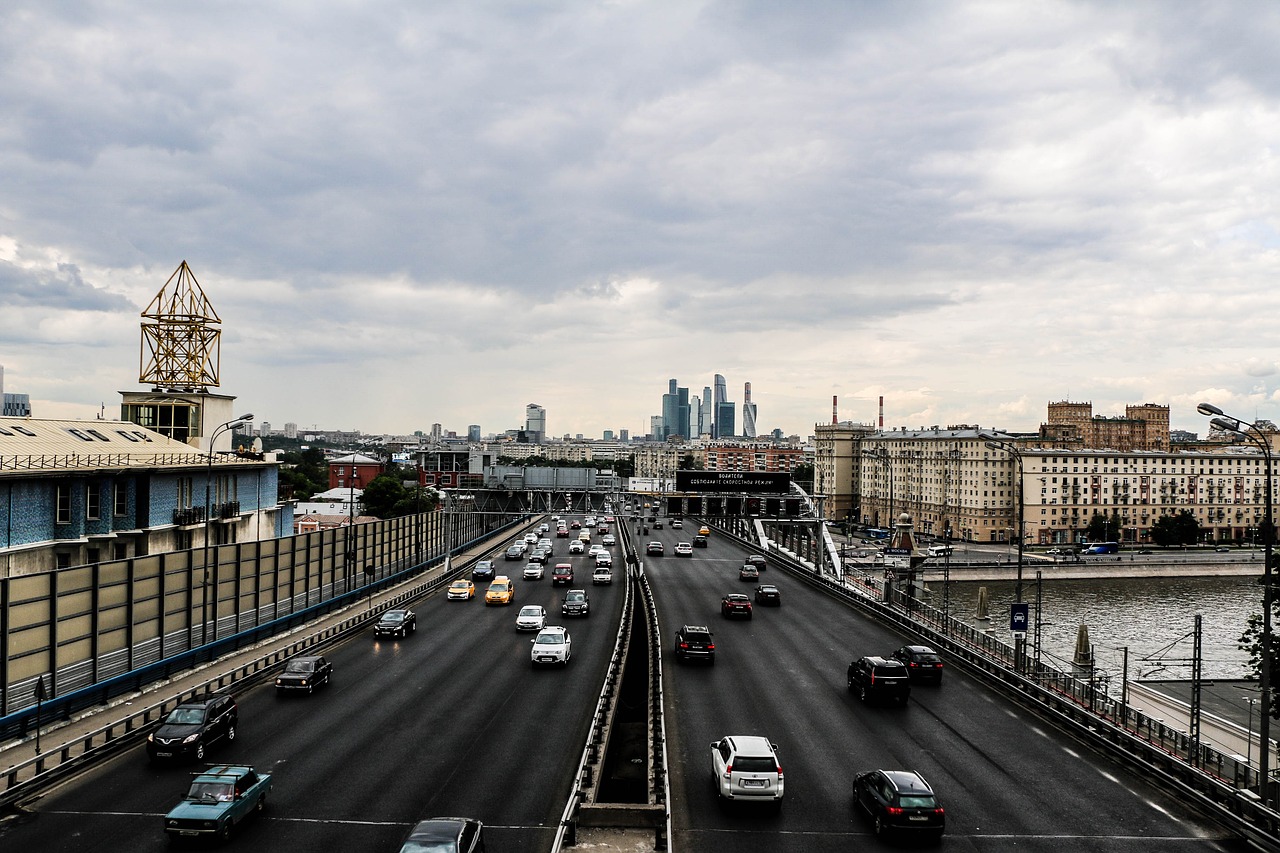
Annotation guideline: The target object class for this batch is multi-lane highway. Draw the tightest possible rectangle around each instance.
[1,517,626,853]
[641,522,1247,852]
[1,510,1255,853]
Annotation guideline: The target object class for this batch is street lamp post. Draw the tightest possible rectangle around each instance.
[201,413,253,648]
[980,432,1026,670]
[1199,402,1274,805]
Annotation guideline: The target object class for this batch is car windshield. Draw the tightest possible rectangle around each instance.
[490,583,508,591]
[283,660,314,674]
[381,612,405,623]
[567,593,584,601]
[536,633,564,645]
[187,782,235,802]
[164,707,206,725]
[450,581,468,589]
[899,794,937,808]
[519,607,541,616]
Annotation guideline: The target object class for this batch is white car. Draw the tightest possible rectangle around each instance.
[671,519,683,529]
[538,538,554,553]
[710,735,784,805]
[602,534,617,546]
[674,542,693,557]
[515,605,546,632]
[593,566,613,585]
[523,562,545,580]
[531,626,572,667]
[538,523,550,533]
[569,539,585,554]
[588,544,605,559]
[595,551,613,568]
[524,532,539,545]
[584,516,597,527]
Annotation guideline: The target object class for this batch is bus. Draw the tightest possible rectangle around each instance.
[1083,541,1119,554]
[864,528,891,541]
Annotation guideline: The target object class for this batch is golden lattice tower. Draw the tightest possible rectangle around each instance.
[138,260,221,391]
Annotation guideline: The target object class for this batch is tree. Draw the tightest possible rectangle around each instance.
[359,474,407,519]
[389,485,440,518]
[277,448,327,501]
[791,463,814,492]
[1085,511,1121,542]
[1239,602,1280,721]
[1150,511,1201,547]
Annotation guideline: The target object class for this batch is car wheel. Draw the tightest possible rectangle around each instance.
[194,742,205,761]
[219,820,233,842]
[307,683,314,695]
[874,814,887,837]
[255,794,267,814]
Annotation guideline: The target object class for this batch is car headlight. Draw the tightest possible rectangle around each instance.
[147,733,155,743]
[183,733,202,744]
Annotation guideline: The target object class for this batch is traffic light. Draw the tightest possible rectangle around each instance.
[746,497,761,517]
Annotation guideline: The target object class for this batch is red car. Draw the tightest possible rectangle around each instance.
[721,594,752,619]
[553,563,575,585]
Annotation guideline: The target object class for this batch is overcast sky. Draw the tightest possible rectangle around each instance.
[3,1,1280,440]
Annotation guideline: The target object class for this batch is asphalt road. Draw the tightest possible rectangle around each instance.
[644,524,1250,853]
[0,519,625,853]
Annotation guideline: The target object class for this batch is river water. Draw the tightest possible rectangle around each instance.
[940,574,1260,682]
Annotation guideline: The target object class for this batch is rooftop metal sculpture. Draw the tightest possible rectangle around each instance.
[138,261,221,391]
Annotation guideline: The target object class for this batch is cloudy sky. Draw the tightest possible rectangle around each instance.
[3,1,1280,440]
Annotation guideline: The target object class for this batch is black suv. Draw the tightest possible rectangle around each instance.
[891,645,944,684]
[674,625,715,664]
[852,769,945,839]
[147,693,238,762]
[847,656,911,705]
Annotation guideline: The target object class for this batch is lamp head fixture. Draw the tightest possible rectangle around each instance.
[1197,402,1224,418]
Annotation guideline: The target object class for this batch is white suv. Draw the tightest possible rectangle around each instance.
[530,626,572,667]
[710,735,784,807]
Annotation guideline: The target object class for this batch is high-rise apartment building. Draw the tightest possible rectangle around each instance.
[742,382,757,438]
[284,422,298,439]
[468,424,482,442]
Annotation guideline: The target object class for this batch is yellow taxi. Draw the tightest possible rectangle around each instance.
[485,576,516,606]
[699,526,711,536]
[446,579,475,601]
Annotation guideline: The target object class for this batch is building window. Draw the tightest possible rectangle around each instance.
[113,481,127,517]
[86,485,101,520]
[56,484,72,524]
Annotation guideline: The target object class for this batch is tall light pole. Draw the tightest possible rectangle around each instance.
[201,413,253,647]
[980,432,1027,670]
[1199,402,1273,804]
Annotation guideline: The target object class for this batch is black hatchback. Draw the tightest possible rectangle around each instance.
[146,693,238,762]
[852,769,945,840]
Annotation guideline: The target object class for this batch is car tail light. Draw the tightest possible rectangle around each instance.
[886,806,905,816]
[776,764,783,778]
[706,642,715,650]
[679,642,689,649]
[724,764,732,779]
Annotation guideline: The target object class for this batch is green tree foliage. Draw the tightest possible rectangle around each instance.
[678,453,703,470]
[1238,600,1280,721]
[359,474,407,518]
[1085,511,1121,542]
[1150,511,1201,547]
[277,447,327,501]
[389,486,440,518]
[791,462,814,492]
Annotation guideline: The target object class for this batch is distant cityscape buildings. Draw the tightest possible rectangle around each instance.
[0,365,32,417]
[525,403,546,443]
[656,372,755,440]
[742,382,757,439]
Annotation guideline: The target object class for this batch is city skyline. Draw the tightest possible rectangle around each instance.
[3,4,1279,438]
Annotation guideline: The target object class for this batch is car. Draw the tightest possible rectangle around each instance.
[568,540,585,555]
[754,584,781,606]
[561,588,590,617]
[447,579,476,600]
[592,565,613,585]
[275,655,333,694]
[528,548,549,564]
[646,541,665,556]
[504,544,525,561]
[538,538,554,553]
[1046,547,1063,555]
[1215,546,1231,552]
[163,764,271,842]
[485,577,515,605]
[539,522,550,533]
[604,515,615,523]
[1138,548,1153,554]
[374,608,417,638]
[472,560,495,580]
[709,735,783,806]
[848,656,911,705]
[595,551,613,568]
[674,542,693,557]
[745,554,767,570]
[524,532,539,545]
[571,520,582,529]
[721,593,752,619]
[739,565,759,581]
[523,562,545,580]
[652,519,663,529]
[553,563,575,585]
[671,519,683,529]
[531,625,572,667]
[578,530,592,543]
[596,524,609,534]
[556,527,570,537]
[852,769,945,840]
[890,645,944,684]
[396,817,486,853]
[588,544,605,559]
[693,535,709,548]
[147,694,238,762]
[515,604,547,632]
[584,516,597,527]
[674,624,715,664]
[602,533,617,546]
[699,526,711,536]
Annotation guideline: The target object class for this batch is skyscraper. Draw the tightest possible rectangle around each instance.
[742,382,757,438]
[691,395,702,437]
[712,374,727,437]
[716,401,736,438]
[661,379,691,439]
[525,403,546,443]
[468,424,481,442]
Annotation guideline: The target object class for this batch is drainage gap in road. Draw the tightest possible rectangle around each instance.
[595,589,650,804]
